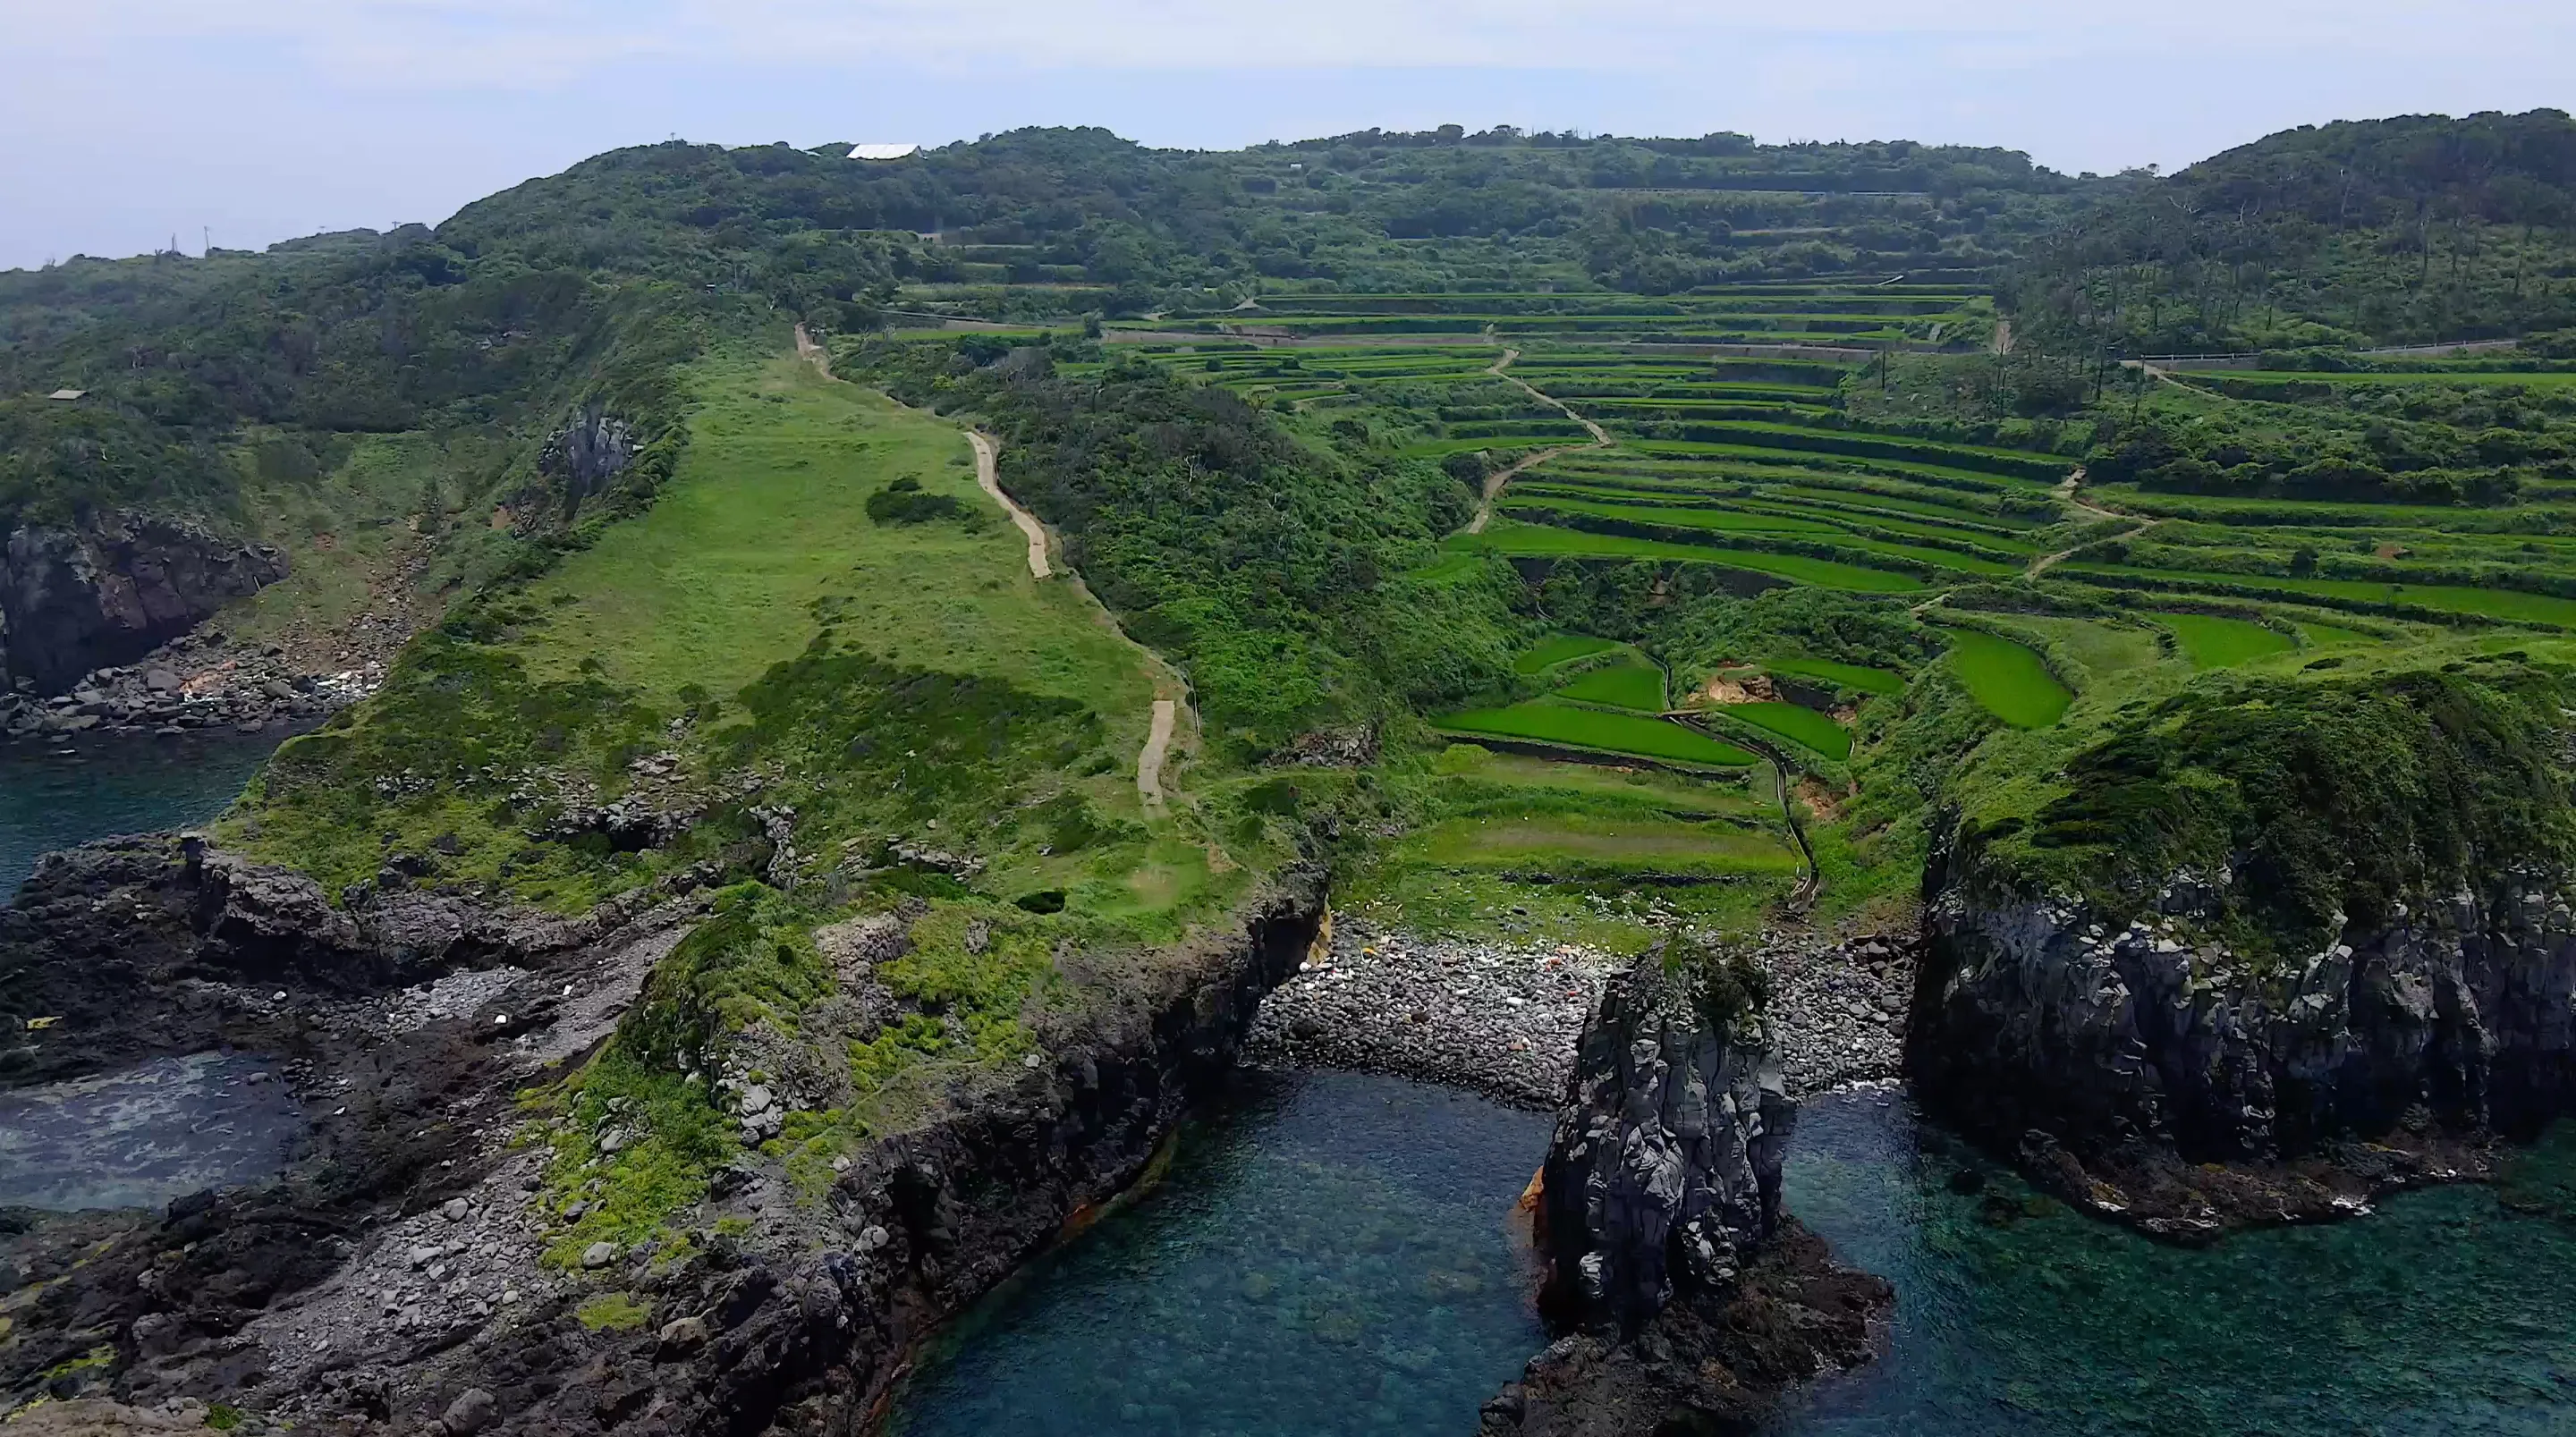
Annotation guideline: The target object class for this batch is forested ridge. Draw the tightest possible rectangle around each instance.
[2005,109,2576,353]
[14,110,2576,950]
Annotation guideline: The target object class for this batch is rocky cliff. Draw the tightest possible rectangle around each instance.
[1911,834,2576,1233]
[1,833,1329,1435]
[0,516,286,697]
[1482,950,1888,1436]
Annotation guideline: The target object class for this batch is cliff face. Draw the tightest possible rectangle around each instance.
[0,515,286,696]
[1486,952,1888,1437]
[1911,840,2576,1229]
[1538,954,1791,1334]
[1,831,1331,1434]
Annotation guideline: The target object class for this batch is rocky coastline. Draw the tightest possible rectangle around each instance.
[1,516,288,699]
[1,831,1329,1433]
[1911,838,2576,1238]
[1,631,382,742]
[1478,948,1891,1436]
[1245,917,1916,1107]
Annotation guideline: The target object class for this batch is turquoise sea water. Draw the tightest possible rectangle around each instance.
[0,728,287,898]
[892,1070,1554,1437]
[1772,1093,2576,1436]
[895,1080,2576,1437]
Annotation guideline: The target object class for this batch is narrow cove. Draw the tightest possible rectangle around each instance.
[893,1083,2576,1436]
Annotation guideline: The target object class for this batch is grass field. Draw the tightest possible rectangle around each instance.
[1939,626,2072,728]
[1434,698,1758,766]
[1512,633,1625,674]
[2298,620,2382,646]
[1761,657,1905,695]
[517,357,1159,715]
[2157,612,2296,669]
[1430,746,1766,816]
[1711,701,1854,758]
[1403,813,1802,878]
[1554,662,1667,711]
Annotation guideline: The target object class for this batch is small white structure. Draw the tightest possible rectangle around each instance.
[47,389,84,401]
[847,143,919,162]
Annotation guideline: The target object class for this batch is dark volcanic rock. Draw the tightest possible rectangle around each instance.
[1487,949,1889,1436]
[1911,830,2576,1233]
[0,836,593,1086]
[1,826,1331,1437]
[0,515,286,696]
[1538,951,1791,1334]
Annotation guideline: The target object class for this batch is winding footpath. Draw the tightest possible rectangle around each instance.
[967,431,1052,579]
[795,325,1187,810]
[2025,468,2153,579]
[1462,346,1615,535]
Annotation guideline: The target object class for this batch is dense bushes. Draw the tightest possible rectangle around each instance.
[853,338,1520,754]
[1987,662,2576,959]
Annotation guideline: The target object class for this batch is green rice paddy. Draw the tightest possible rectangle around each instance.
[2157,613,2297,669]
[1711,701,1854,759]
[1453,522,1928,593]
[1432,699,1758,767]
[2063,564,2576,628]
[1552,662,1667,712]
[1511,634,1625,674]
[1761,657,1906,696]
[1939,627,2072,728]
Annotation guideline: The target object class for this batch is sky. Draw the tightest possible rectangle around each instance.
[5,0,2570,272]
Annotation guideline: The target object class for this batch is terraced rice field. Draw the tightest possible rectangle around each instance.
[2062,564,2576,629]
[1403,813,1803,880]
[1939,627,2072,728]
[1761,657,1905,696]
[1553,662,1667,711]
[2157,613,2296,669]
[1512,634,1625,674]
[1452,522,1929,592]
[1433,699,1758,767]
[1708,701,1853,759]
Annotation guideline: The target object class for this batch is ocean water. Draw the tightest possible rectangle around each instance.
[0,726,288,898]
[0,1052,307,1209]
[1771,1093,2576,1437]
[2,728,307,1210]
[895,1079,2576,1437]
[892,1069,1554,1437]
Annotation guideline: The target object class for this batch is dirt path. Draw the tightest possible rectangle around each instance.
[1461,347,1614,535]
[2025,467,2152,578]
[1137,699,1177,807]
[792,328,1198,813]
[794,323,831,373]
[967,431,1053,579]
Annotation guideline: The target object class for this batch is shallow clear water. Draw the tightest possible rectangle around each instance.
[892,1069,1553,1437]
[2,729,305,1210]
[895,1079,2576,1437]
[0,1052,307,1210]
[1772,1093,2576,1437]
[0,726,289,898]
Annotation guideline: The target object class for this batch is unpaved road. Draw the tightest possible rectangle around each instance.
[2025,467,2152,578]
[1138,698,1177,806]
[794,322,831,372]
[798,326,1194,810]
[1462,348,1614,534]
[969,432,1052,579]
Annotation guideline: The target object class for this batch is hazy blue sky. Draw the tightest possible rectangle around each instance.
[6,1,2569,271]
